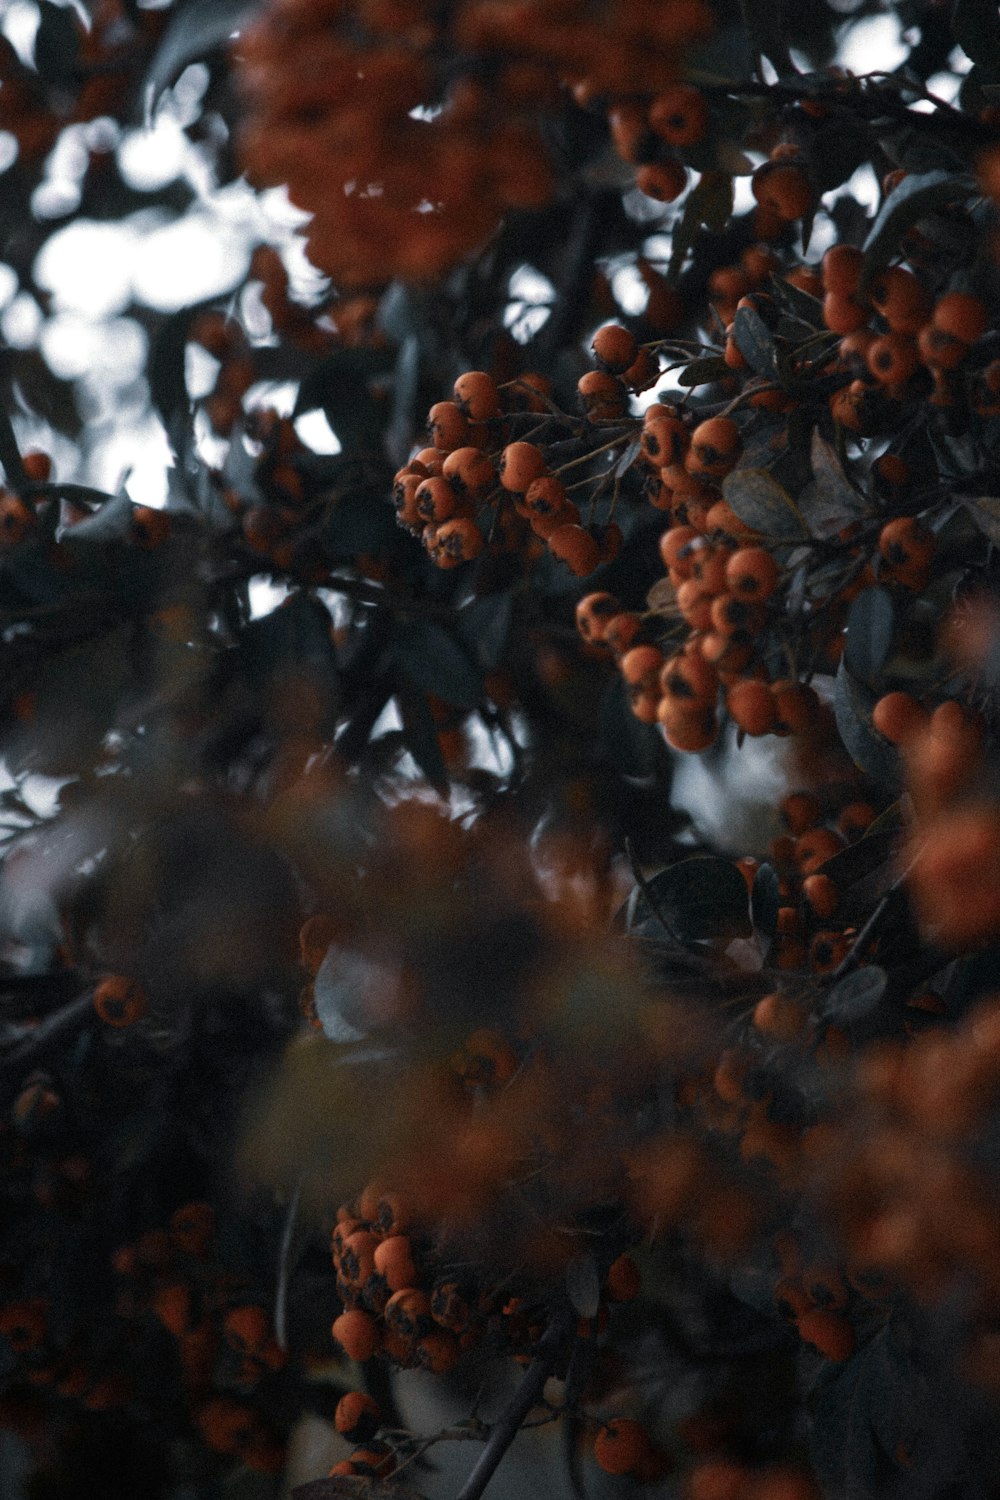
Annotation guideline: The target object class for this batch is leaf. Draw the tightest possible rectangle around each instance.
[34,2,80,85]
[455,592,514,673]
[860,170,975,284]
[833,662,901,790]
[396,686,449,795]
[822,966,888,1028]
[144,0,260,114]
[798,429,868,540]
[294,345,398,419]
[565,1253,601,1319]
[0,401,27,491]
[323,483,396,556]
[770,274,823,325]
[613,434,642,478]
[59,488,133,543]
[750,863,780,951]
[147,308,197,429]
[638,856,752,946]
[731,305,779,378]
[668,171,733,277]
[961,495,1000,546]
[810,1342,884,1500]
[844,586,895,689]
[677,356,730,387]
[721,468,809,539]
[598,674,661,778]
[952,0,1000,67]
[392,620,482,710]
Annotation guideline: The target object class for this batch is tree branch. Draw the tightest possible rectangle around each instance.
[455,1306,575,1500]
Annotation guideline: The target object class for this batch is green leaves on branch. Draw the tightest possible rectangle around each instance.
[721,468,809,539]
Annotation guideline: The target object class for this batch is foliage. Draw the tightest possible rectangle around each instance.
[2,2,1000,1499]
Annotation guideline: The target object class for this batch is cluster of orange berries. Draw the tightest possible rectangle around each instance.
[830,994,1000,1378]
[393,366,627,574]
[234,0,714,287]
[817,244,997,420]
[111,1206,288,1472]
[0,1201,286,1472]
[871,687,1000,948]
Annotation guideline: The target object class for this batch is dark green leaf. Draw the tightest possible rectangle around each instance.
[294,345,398,419]
[147,308,197,430]
[323,484,396,556]
[243,592,340,730]
[961,495,1000,546]
[668,171,733,277]
[0,401,27,491]
[844,586,895,689]
[456,592,513,673]
[59,488,133,543]
[952,0,1000,66]
[834,661,901,790]
[598,674,660,778]
[392,620,482,710]
[145,0,260,113]
[677,355,730,387]
[770,273,823,325]
[860,170,975,284]
[798,429,869,540]
[823,965,888,1026]
[721,468,809,539]
[396,686,449,795]
[751,862,780,950]
[731,305,778,378]
[810,1343,883,1500]
[34,2,80,85]
[640,856,752,946]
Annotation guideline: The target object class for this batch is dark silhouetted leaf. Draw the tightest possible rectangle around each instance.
[669,171,733,276]
[731,305,778,378]
[397,686,449,795]
[323,484,396,556]
[294,345,397,419]
[392,620,482,709]
[952,0,1000,66]
[861,170,974,283]
[844,586,895,689]
[60,488,133,542]
[566,1253,601,1319]
[751,863,780,951]
[721,468,808,539]
[834,661,901,790]
[798,429,868,539]
[811,1342,884,1500]
[961,495,1000,546]
[640,856,752,946]
[599,674,660,778]
[456,592,514,673]
[823,965,888,1026]
[677,356,730,387]
[34,2,80,85]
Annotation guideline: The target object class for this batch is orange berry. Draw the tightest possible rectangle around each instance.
[872,690,925,746]
[93,974,148,1028]
[427,401,469,452]
[687,416,741,478]
[594,1418,652,1476]
[752,161,813,221]
[868,266,931,335]
[373,1236,419,1292]
[335,1391,381,1442]
[822,294,868,335]
[548,523,601,576]
[223,1305,269,1355]
[332,1309,381,1362]
[453,370,500,421]
[591,323,638,375]
[648,84,709,146]
[794,827,845,875]
[576,592,621,646]
[933,291,989,345]
[802,873,838,919]
[797,1309,855,1361]
[499,441,547,494]
[725,546,779,600]
[821,245,864,297]
[635,159,688,201]
[726,678,777,736]
[604,1252,641,1302]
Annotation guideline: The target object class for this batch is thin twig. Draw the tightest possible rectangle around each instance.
[455,1306,575,1500]
[0,993,94,1105]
